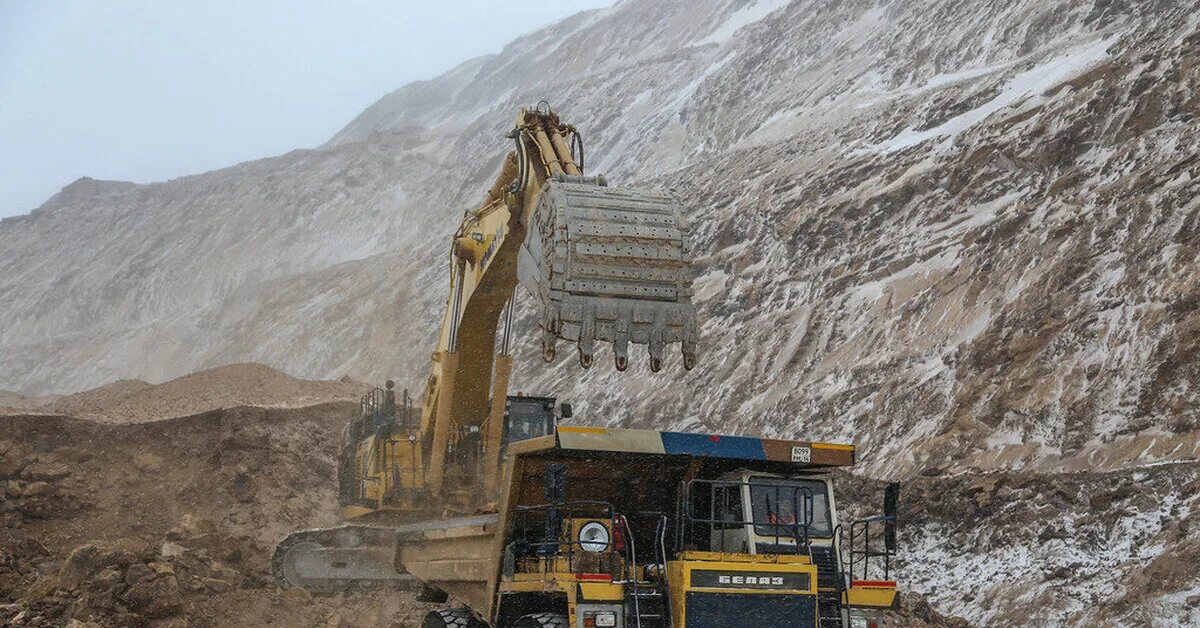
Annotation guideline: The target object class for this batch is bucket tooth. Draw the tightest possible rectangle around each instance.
[541,330,557,363]
[540,306,559,363]
[682,350,696,371]
[648,323,665,373]
[682,317,698,371]
[613,338,629,372]
[578,305,596,368]
[613,311,631,371]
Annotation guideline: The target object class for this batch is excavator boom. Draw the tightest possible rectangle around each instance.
[273,104,699,592]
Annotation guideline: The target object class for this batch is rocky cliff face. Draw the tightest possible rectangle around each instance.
[2,0,1197,623]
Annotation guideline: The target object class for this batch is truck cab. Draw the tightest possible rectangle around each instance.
[707,470,837,557]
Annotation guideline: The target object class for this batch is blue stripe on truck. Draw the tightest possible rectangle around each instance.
[660,432,766,460]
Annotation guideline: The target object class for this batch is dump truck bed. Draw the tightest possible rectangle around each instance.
[545,425,855,467]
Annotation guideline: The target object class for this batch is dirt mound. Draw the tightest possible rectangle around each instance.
[45,380,153,421]
[0,401,445,626]
[1,515,437,628]
[0,403,353,551]
[0,390,53,416]
[12,363,371,424]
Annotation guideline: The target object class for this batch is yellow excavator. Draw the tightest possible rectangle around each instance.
[273,104,901,627]
[272,103,700,591]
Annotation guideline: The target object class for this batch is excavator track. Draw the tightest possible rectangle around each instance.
[520,174,698,372]
[271,523,413,593]
[273,515,500,593]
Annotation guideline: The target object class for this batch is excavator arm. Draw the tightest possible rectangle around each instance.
[272,104,699,592]
[420,104,698,495]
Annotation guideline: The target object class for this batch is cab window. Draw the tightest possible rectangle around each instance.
[711,485,745,529]
[503,399,554,444]
[750,477,832,538]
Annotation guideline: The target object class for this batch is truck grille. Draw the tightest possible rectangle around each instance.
[684,592,817,628]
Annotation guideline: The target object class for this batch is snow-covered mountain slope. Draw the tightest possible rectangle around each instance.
[2,0,1198,622]
[850,460,1200,625]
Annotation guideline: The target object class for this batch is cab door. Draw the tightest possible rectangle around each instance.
[708,483,750,553]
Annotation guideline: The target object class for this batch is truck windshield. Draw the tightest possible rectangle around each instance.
[750,477,832,538]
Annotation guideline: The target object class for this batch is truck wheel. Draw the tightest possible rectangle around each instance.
[422,608,483,628]
[513,613,568,628]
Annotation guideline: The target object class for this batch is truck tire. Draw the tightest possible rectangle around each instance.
[422,608,483,628]
[513,613,568,628]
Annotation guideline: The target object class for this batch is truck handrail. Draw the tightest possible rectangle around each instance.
[844,515,896,583]
[509,500,618,572]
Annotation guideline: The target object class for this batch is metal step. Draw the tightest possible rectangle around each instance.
[809,545,840,583]
[810,545,843,628]
[627,586,668,628]
[817,590,843,628]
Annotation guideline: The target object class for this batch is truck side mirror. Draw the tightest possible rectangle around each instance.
[884,482,900,550]
[559,403,573,419]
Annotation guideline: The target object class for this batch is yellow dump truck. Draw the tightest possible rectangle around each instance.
[402,421,899,628]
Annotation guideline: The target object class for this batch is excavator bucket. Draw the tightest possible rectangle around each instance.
[519,174,698,371]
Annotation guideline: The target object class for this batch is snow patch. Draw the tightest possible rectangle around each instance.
[662,51,739,113]
[866,37,1116,153]
[846,247,961,306]
[917,64,1008,93]
[628,89,653,110]
[690,0,791,47]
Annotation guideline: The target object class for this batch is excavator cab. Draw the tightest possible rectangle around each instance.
[502,395,559,445]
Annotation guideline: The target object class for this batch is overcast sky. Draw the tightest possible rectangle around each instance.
[0,0,613,218]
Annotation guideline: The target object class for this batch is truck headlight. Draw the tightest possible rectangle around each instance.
[578,522,610,552]
[582,610,617,627]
